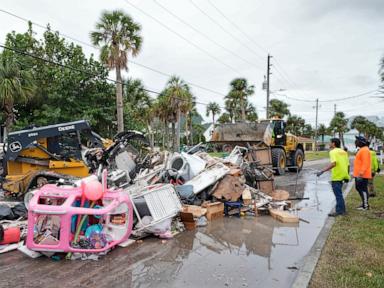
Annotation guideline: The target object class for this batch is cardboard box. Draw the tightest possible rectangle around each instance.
[257,180,274,195]
[246,147,272,166]
[180,212,196,230]
[182,205,207,218]
[207,210,223,221]
[202,202,224,221]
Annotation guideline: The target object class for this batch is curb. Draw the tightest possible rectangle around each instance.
[291,180,354,288]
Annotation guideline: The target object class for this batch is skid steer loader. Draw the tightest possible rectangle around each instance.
[0,120,105,197]
[0,120,150,198]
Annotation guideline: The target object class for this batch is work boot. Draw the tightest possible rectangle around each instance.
[328,212,345,217]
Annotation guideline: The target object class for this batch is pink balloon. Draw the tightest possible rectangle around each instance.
[83,180,103,201]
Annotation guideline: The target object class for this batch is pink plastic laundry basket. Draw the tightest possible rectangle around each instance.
[26,183,133,253]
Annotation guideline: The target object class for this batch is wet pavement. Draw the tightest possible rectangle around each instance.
[0,159,340,288]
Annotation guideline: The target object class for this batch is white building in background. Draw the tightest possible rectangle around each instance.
[344,115,384,151]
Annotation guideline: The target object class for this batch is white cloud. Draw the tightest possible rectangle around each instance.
[0,0,383,126]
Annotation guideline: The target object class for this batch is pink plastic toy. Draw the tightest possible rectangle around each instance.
[26,179,133,254]
[83,179,103,201]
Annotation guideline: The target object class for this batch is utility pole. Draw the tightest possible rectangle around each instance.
[334,104,337,116]
[266,54,272,119]
[314,98,319,151]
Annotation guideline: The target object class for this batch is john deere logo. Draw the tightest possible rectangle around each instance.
[9,141,22,153]
[58,125,75,132]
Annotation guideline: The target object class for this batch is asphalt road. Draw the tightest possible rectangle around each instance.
[0,159,339,288]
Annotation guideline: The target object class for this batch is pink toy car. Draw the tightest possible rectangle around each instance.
[26,179,133,254]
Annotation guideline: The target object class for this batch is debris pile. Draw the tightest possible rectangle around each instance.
[1,140,299,259]
[132,144,296,230]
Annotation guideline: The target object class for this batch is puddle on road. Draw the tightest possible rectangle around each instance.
[127,169,337,288]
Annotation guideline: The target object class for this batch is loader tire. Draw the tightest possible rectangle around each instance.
[288,149,304,172]
[272,148,286,175]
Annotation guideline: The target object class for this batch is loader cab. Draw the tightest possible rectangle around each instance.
[47,131,82,160]
[271,119,286,146]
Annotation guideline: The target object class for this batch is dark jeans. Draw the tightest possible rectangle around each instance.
[355,178,369,208]
[331,181,346,214]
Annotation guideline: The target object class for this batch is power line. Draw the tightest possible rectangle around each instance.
[0,6,242,75]
[206,0,268,54]
[271,64,311,101]
[272,93,315,103]
[272,61,380,103]
[152,0,263,71]
[187,1,327,106]
[0,43,235,111]
[122,0,242,74]
[319,89,379,103]
[273,57,303,91]
[271,57,320,102]
[188,0,266,62]
[272,86,379,104]
[0,7,227,97]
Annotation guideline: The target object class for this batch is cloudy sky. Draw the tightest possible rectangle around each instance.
[1,0,383,126]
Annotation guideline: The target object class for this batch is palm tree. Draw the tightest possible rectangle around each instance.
[245,103,258,122]
[125,78,154,145]
[329,112,349,147]
[153,91,171,149]
[91,10,142,133]
[164,76,192,152]
[351,116,369,136]
[206,102,221,126]
[227,78,255,121]
[302,124,314,138]
[125,78,150,106]
[317,124,327,143]
[286,115,305,136]
[217,113,231,124]
[224,97,236,123]
[0,57,35,132]
[185,96,197,146]
[269,99,290,119]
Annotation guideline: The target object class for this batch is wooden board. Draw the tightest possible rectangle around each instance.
[182,205,207,218]
[270,189,290,201]
[229,168,242,176]
[180,212,195,222]
[212,176,244,201]
[252,148,272,166]
[202,202,224,213]
[268,208,299,223]
[180,212,196,230]
[206,210,223,221]
[202,202,224,221]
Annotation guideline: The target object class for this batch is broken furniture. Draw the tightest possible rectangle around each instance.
[202,202,224,221]
[224,201,242,217]
[184,162,230,195]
